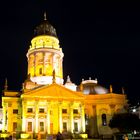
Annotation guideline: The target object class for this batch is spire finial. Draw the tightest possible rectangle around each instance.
[44,12,47,20]
[22,83,25,90]
[4,78,8,91]
[52,69,56,83]
[66,75,71,83]
[122,87,125,94]
[110,84,113,93]
[80,82,83,91]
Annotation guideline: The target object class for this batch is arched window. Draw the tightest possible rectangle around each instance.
[85,114,89,125]
[102,114,107,126]
[39,68,42,75]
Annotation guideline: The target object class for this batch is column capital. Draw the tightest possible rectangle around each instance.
[22,100,27,105]
[69,102,74,107]
[110,104,115,109]
[79,103,85,108]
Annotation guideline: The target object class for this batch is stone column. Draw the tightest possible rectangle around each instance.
[92,105,98,137]
[28,56,30,76]
[81,104,85,132]
[22,101,26,131]
[35,100,39,133]
[59,102,62,133]
[43,52,45,75]
[34,53,36,76]
[70,103,74,133]
[2,102,7,132]
[58,57,60,76]
[47,102,50,134]
[60,58,63,78]
[52,54,56,73]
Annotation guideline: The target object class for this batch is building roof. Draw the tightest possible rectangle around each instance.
[21,83,84,101]
[34,18,57,38]
[78,78,108,95]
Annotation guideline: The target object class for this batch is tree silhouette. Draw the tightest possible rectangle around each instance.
[109,113,140,132]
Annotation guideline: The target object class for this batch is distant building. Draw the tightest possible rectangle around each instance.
[2,14,127,139]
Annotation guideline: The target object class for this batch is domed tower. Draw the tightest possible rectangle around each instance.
[26,13,64,85]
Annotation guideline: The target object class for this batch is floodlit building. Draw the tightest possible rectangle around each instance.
[1,14,127,139]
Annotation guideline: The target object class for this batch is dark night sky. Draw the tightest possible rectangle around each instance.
[0,1,140,104]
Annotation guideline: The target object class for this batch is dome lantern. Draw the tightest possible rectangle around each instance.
[34,14,57,38]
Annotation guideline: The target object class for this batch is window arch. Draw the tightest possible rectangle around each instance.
[39,68,42,75]
[102,114,107,126]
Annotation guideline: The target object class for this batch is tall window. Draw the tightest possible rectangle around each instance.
[13,122,17,131]
[13,109,18,114]
[28,122,32,132]
[40,122,44,132]
[27,108,33,113]
[73,109,78,114]
[74,122,78,132]
[39,68,42,74]
[39,108,44,113]
[62,109,67,114]
[85,114,89,125]
[102,114,107,126]
[63,122,67,131]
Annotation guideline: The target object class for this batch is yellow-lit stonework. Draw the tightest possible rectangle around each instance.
[27,35,63,85]
[2,84,86,139]
[1,15,127,139]
[27,16,63,85]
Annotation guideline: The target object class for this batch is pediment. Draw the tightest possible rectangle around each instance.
[21,83,84,100]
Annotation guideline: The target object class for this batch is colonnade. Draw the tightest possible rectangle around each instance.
[21,101,85,134]
[28,51,62,77]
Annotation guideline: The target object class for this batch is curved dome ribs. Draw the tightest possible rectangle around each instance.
[79,79,108,95]
[34,20,57,37]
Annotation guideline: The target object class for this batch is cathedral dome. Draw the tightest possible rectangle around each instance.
[78,78,108,95]
[64,75,77,91]
[34,13,57,37]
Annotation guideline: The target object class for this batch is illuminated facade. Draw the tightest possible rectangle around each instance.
[27,14,63,85]
[2,14,127,139]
